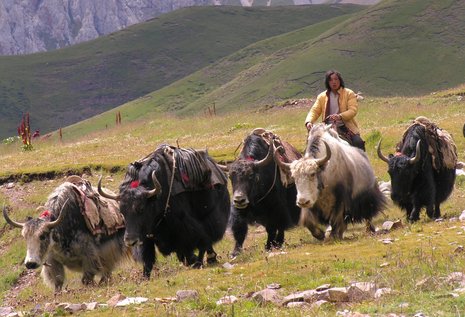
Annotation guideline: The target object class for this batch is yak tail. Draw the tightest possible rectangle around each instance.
[347,185,387,223]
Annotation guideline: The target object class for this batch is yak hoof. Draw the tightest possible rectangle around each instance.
[142,269,152,279]
[99,274,112,285]
[230,247,242,259]
[81,274,95,286]
[311,230,325,241]
[271,241,284,250]
[206,253,218,265]
[191,261,203,269]
[366,222,376,233]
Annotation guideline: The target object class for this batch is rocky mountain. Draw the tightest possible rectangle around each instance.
[0,0,380,56]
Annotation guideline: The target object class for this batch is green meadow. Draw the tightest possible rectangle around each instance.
[1,0,465,315]
[1,87,464,315]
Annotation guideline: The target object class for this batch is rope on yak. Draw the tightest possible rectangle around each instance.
[256,162,278,205]
[164,146,177,214]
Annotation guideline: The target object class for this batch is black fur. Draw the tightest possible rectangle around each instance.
[118,145,230,278]
[228,134,301,256]
[386,124,455,221]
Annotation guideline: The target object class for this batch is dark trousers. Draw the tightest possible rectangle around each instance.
[351,134,366,151]
[335,124,366,152]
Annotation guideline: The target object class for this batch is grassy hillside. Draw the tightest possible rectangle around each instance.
[0,5,364,139]
[48,0,465,140]
[166,0,465,114]
[0,86,464,315]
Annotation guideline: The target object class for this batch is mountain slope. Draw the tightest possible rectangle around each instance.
[0,5,364,139]
[0,0,381,56]
[113,0,465,119]
[183,0,465,114]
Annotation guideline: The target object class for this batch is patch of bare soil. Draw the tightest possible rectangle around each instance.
[0,183,31,211]
[258,98,313,112]
[281,98,313,109]
[2,269,41,308]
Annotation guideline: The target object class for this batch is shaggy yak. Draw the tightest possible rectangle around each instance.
[377,117,457,222]
[276,124,386,240]
[99,144,230,278]
[224,129,302,257]
[3,177,127,292]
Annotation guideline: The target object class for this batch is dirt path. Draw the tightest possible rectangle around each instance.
[0,182,44,307]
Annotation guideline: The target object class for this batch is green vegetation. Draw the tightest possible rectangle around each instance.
[22,0,465,140]
[0,88,464,316]
[0,4,363,139]
[3,0,465,143]
[1,1,465,315]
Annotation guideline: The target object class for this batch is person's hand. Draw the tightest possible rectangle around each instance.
[306,122,313,131]
[327,114,342,122]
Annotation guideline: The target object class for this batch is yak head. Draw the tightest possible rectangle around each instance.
[228,142,274,209]
[276,141,331,208]
[98,163,161,247]
[3,201,67,270]
[377,139,421,203]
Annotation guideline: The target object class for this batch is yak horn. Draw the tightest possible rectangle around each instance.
[377,139,390,163]
[273,146,292,171]
[315,141,331,167]
[3,206,24,228]
[98,176,120,201]
[45,198,69,229]
[146,171,162,198]
[409,140,421,165]
[217,163,229,172]
[253,143,274,168]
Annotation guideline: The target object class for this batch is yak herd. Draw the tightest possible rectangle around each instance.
[3,118,464,292]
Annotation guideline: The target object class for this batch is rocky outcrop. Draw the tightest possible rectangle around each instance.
[0,0,212,55]
[0,0,380,56]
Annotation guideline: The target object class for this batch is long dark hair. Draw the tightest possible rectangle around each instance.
[324,70,345,91]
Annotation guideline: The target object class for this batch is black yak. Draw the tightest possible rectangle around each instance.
[377,117,457,222]
[98,144,230,278]
[224,129,302,256]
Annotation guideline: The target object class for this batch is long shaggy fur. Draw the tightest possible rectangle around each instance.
[385,124,456,221]
[19,183,128,292]
[118,145,230,278]
[228,133,301,256]
[292,124,386,240]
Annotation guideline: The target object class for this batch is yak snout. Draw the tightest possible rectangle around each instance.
[296,192,312,208]
[25,261,40,270]
[297,198,311,208]
[124,234,142,247]
[232,191,249,209]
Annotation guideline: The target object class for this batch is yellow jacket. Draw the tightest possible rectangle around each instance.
[305,87,360,134]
